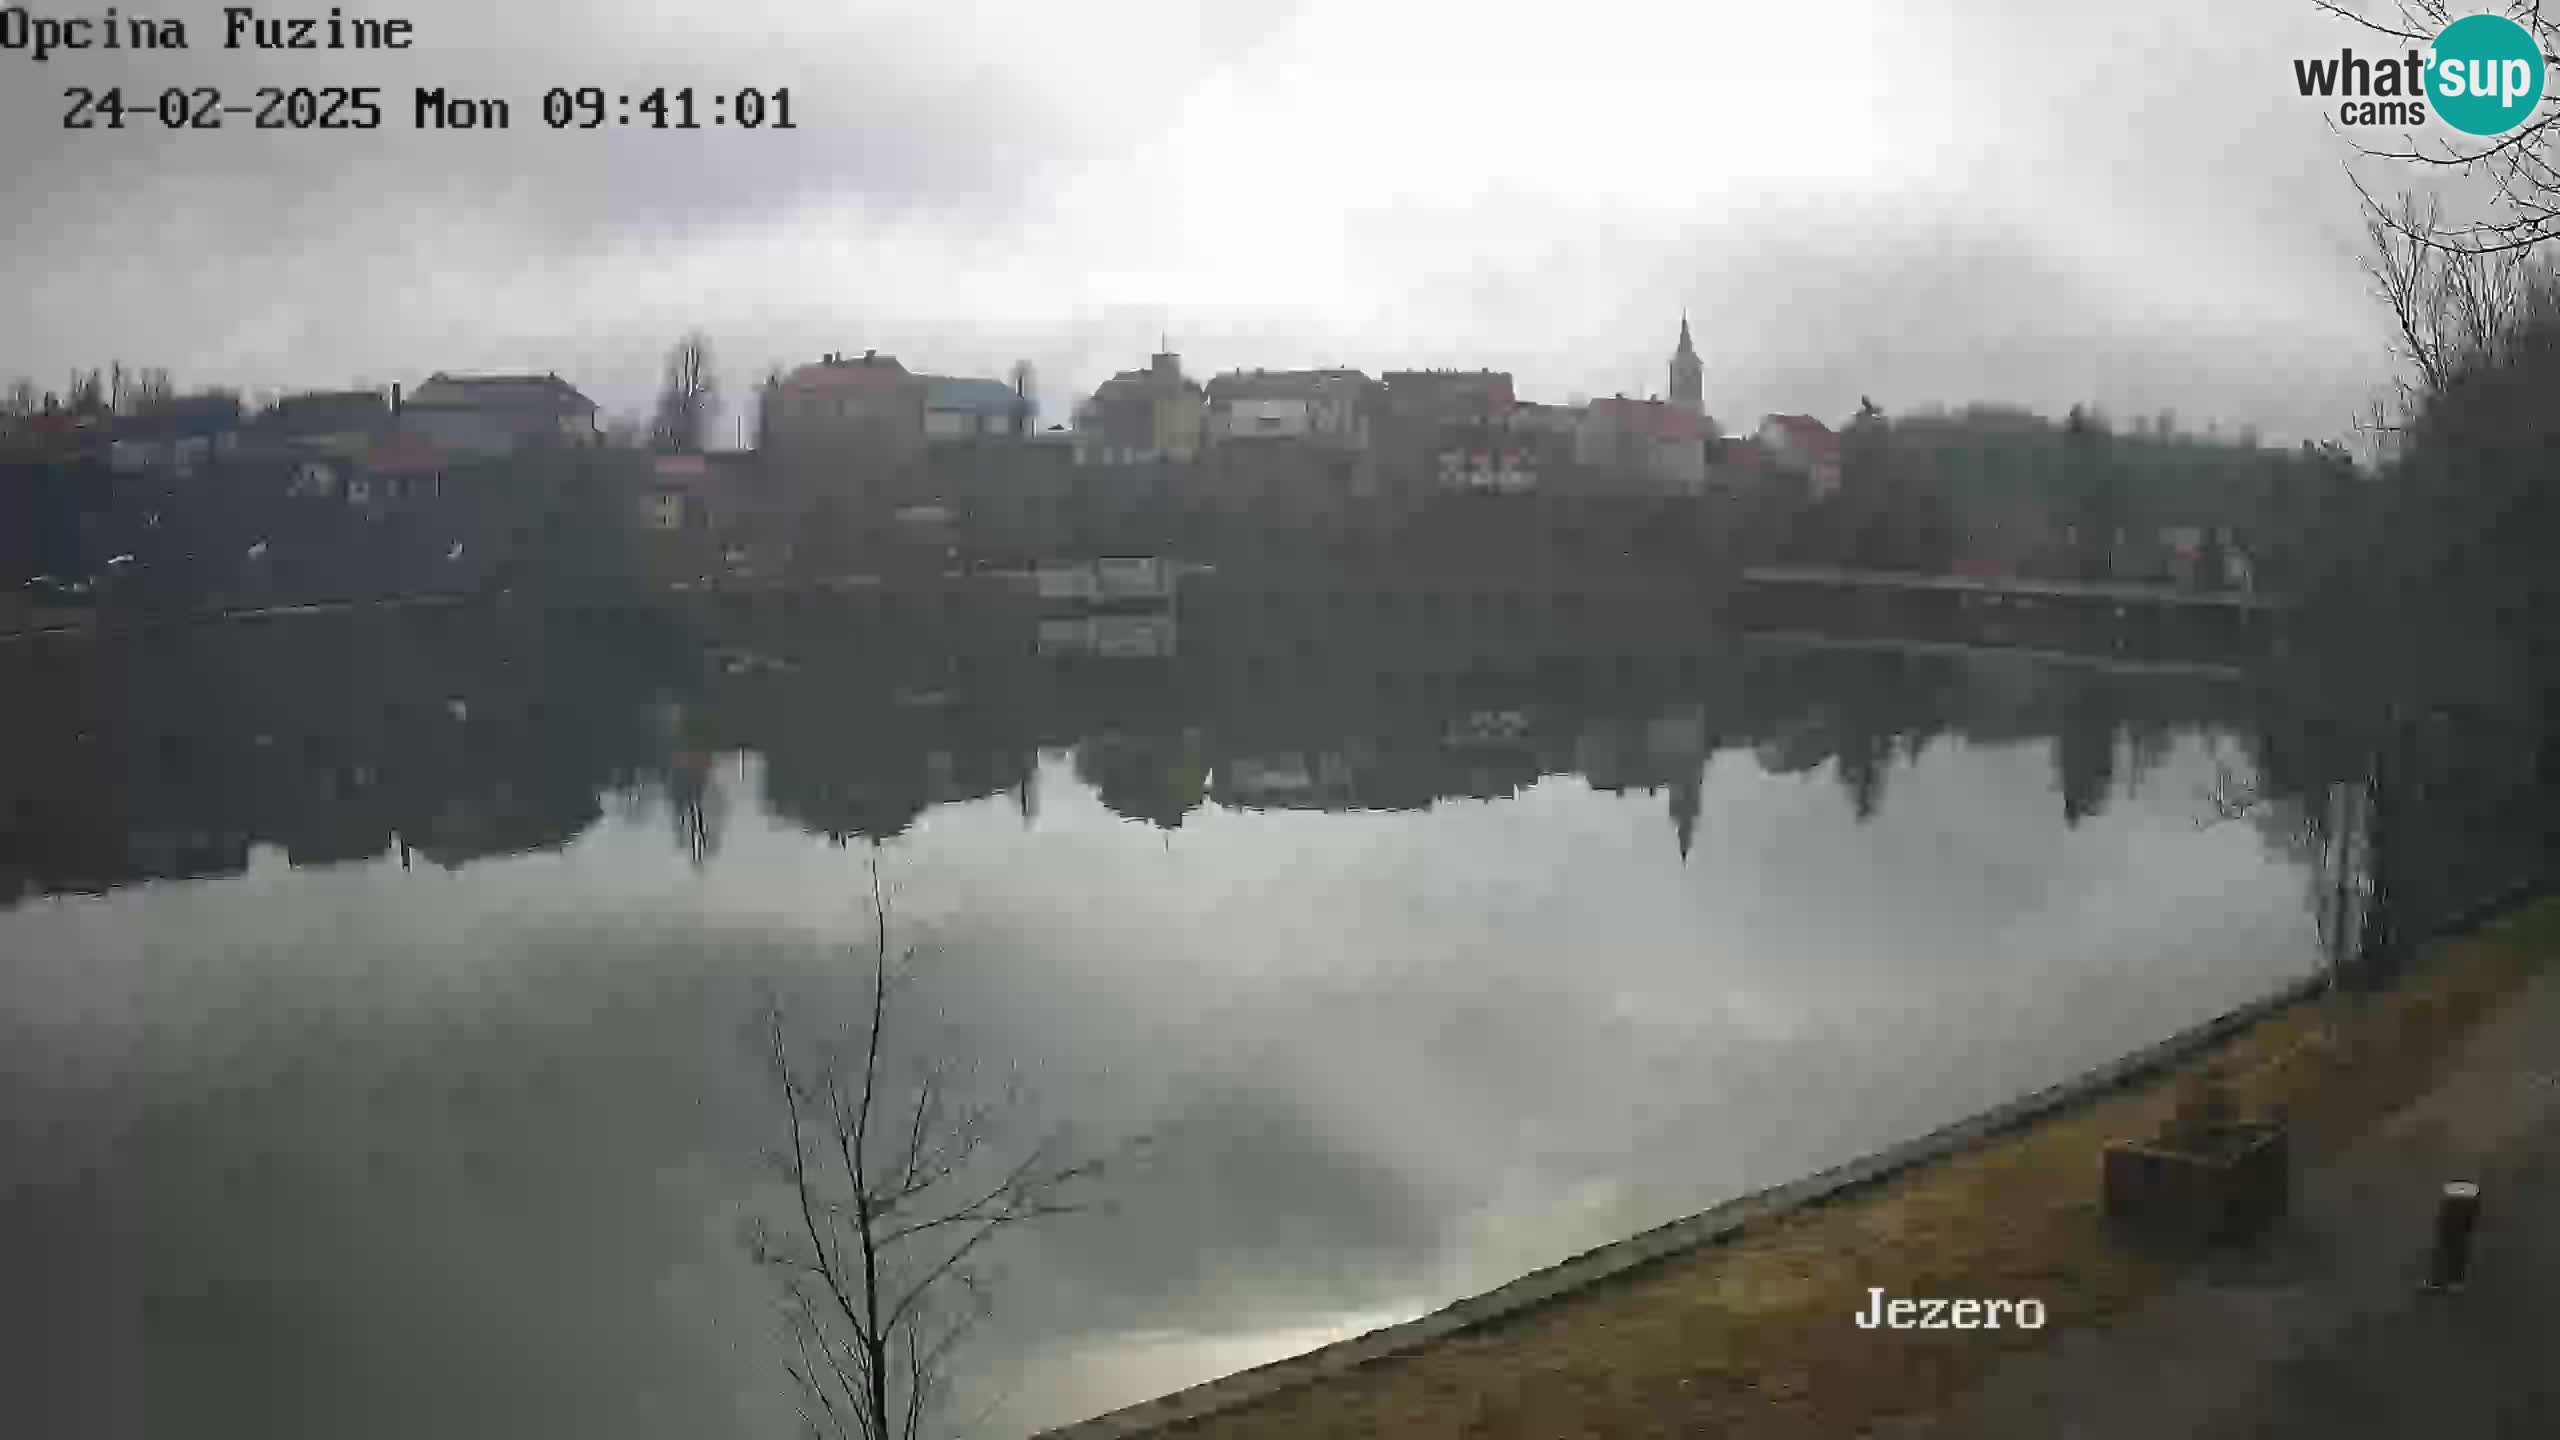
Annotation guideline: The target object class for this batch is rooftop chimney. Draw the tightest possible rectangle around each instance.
[863,349,876,362]
[391,382,402,416]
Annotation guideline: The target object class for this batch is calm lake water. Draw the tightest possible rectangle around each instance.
[0,606,2325,1438]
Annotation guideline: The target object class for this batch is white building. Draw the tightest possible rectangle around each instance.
[1757,414,1843,499]
[1203,369,1377,448]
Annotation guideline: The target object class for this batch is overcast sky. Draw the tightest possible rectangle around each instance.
[0,0,2441,443]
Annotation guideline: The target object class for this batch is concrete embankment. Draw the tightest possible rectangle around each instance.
[1047,888,2559,1440]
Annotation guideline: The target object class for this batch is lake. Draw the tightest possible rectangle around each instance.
[0,600,2325,1437]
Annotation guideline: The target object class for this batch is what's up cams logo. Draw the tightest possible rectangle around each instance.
[2294,11,2548,135]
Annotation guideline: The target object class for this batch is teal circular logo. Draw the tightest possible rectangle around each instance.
[2430,14,2547,136]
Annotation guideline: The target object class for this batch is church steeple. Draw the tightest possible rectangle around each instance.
[1669,310,1703,414]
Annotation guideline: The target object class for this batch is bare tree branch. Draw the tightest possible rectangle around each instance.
[2318,1,2560,251]
[752,856,1108,1439]
[653,329,719,453]
[2310,0,2434,43]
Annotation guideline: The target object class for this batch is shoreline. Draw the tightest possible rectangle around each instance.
[1042,881,2554,1440]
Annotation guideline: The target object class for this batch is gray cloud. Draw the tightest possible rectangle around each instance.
[1,1,2423,444]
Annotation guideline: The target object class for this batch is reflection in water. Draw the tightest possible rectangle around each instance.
[0,592,2284,901]
[0,590,2326,1438]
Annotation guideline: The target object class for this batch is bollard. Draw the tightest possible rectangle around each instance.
[2422,1181,2482,1293]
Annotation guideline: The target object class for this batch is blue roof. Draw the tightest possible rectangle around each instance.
[922,376,1024,415]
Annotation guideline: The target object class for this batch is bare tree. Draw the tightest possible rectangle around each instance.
[2364,192,2534,411]
[750,863,1111,1440]
[653,330,720,454]
[2318,1,2560,253]
[128,367,175,413]
[1,377,36,417]
[2304,172,2560,965]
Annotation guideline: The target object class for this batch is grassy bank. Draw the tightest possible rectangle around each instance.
[1163,896,2560,1440]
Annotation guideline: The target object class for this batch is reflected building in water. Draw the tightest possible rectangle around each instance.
[0,567,2295,909]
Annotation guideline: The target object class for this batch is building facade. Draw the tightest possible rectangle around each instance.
[1381,369,1516,432]
[1577,397,1712,492]
[1758,414,1843,499]
[763,351,927,464]
[1074,351,1205,465]
[1203,369,1380,449]
[400,373,600,458]
[105,394,245,477]
[922,375,1033,441]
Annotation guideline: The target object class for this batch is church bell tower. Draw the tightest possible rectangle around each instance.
[1668,311,1704,414]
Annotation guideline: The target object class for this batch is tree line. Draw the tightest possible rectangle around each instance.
[2231,0,2560,980]
[1736,393,2352,585]
[0,363,195,420]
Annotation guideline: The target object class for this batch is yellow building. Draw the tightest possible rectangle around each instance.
[1073,351,1205,464]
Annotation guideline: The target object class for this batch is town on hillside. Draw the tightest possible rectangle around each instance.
[1,322,2356,634]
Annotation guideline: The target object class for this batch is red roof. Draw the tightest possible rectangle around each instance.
[365,429,449,476]
[1761,413,1841,461]
[781,354,915,390]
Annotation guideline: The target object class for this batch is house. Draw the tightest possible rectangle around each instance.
[1577,397,1714,492]
[1758,414,1843,499]
[639,453,710,530]
[638,458,701,531]
[1074,351,1206,465]
[351,429,450,505]
[920,375,1032,441]
[278,429,403,502]
[250,391,398,492]
[631,450,757,536]
[106,394,245,477]
[761,350,927,467]
[262,389,393,452]
[1202,368,1380,448]
[1435,442,1538,493]
[1433,412,1540,493]
[0,409,101,463]
[1707,435,1771,491]
[1380,369,1518,485]
[400,373,600,457]
[1382,369,1516,431]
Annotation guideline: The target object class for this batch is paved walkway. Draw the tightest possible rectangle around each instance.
[1881,964,2560,1439]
